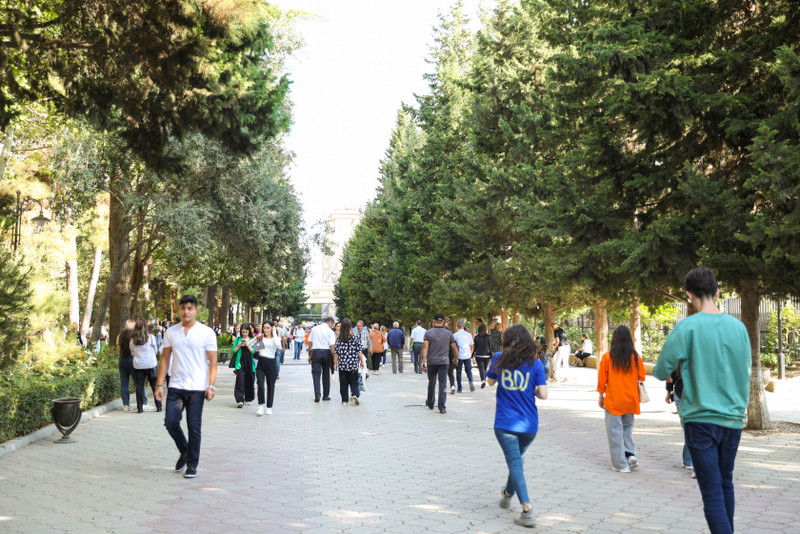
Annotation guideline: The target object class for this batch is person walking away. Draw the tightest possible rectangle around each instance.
[368,324,386,374]
[380,325,389,365]
[453,319,475,392]
[410,320,427,374]
[308,317,337,402]
[486,324,548,528]
[474,323,493,388]
[231,324,256,407]
[654,267,750,534]
[155,294,218,479]
[421,314,458,414]
[254,323,281,415]
[597,325,646,473]
[665,366,694,477]
[572,333,593,367]
[536,337,552,380]
[552,325,570,382]
[130,318,162,413]
[334,318,364,405]
[117,319,152,411]
[489,322,503,354]
[387,321,406,373]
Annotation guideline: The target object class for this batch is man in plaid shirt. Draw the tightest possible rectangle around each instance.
[354,320,372,368]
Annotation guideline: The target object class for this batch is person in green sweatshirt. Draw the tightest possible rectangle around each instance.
[653,267,751,534]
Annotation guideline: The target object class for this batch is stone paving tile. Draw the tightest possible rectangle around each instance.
[0,359,798,532]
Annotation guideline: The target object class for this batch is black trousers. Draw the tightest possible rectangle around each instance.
[427,364,448,411]
[475,356,492,382]
[339,369,359,402]
[134,367,161,412]
[311,349,332,399]
[256,358,277,407]
[448,361,456,387]
[372,351,384,371]
[234,367,255,403]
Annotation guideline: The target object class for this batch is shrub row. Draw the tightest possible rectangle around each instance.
[0,369,120,443]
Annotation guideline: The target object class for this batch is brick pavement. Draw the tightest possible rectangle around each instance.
[0,353,797,533]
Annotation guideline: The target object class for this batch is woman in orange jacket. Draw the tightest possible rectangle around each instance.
[597,325,646,473]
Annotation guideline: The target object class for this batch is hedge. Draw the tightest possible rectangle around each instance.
[0,369,121,443]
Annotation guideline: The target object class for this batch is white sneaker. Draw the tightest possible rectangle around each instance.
[627,455,639,469]
[237,402,243,408]
[143,405,156,412]
[256,405,265,416]
[612,465,631,473]
[450,386,455,394]
[266,407,272,415]
[123,405,131,412]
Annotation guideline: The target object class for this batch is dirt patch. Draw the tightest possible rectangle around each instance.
[745,420,800,436]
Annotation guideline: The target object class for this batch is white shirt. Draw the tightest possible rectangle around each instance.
[256,335,282,359]
[130,334,158,370]
[453,329,474,360]
[309,323,336,350]
[410,326,427,344]
[582,338,593,354]
[163,322,217,391]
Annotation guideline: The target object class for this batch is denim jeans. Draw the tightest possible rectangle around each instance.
[164,388,206,469]
[275,349,282,376]
[412,343,424,373]
[294,340,303,359]
[456,359,473,390]
[426,363,448,411]
[475,356,491,382]
[685,422,742,534]
[674,394,692,468]
[118,356,134,406]
[604,410,636,470]
[494,428,537,505]
[311,349,332,399]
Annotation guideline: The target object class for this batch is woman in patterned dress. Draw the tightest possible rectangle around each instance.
[334,318,365,405]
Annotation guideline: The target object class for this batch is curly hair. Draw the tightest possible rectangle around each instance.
[491,324,538,372]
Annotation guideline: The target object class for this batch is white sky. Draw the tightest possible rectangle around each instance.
[273,0,486,225]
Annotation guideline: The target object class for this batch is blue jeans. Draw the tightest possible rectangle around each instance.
[684,422,742,534]
[118,356,134,406]
[294,340,303,359]
[164,388,206,469]
[456,359,473,390]
[494,428,537,505]
[275,349,282,376]
[674,394,692,468]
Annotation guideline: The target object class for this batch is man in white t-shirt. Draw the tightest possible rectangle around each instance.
[453,319,475,392]
[409,320,427,374]
[155,294,218,479]
[308,317,337,402]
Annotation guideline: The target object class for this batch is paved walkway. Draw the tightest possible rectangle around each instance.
[1,352,798,533]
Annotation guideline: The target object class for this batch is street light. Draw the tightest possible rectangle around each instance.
[12,190,50,252]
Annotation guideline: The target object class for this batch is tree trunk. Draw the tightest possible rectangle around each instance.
[66,232,80,326]
[630,298,642,355]
[513,311,520,325]
[544,302,555,351]
[207,285,219,327]
[221,283,232,333]
[89,248,127,344]
[142,258,152,316]
[81,245,103,339]
[741,281,770,429]
[449,317,457,332]
[594,299,608,357]
[501,309,509,330]
[108,172,131,342]
[170,287,177,323]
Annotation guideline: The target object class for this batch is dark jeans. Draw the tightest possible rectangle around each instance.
[412,343,424,373]
[448,361,456,387]
[118,356,135,406]
[456,359,473,390]
[475,356,492,382]
[685,422,742,534]
[134,367,161,412]
[311,349,332,399]
[234,367,255,403]
[339,369,359,402]
[164,388,205,469]
[256,358,277,407]
[426,363,448,411]
[371,351,384,372]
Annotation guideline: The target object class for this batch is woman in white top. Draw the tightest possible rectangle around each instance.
[254,323,282,415]
[129,319,162,413]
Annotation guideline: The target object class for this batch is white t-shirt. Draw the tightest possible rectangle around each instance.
[130,334,158,370]
[256,336,282,359]
[163,322,218,391]
[582,338,593,354]
[410,326,427,344]
[453,329,474,360]
[309,323,336,350]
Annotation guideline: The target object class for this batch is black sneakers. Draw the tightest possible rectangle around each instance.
[184,466,197,478]
[175,452,188,472]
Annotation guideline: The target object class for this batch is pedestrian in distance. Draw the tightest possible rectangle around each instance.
[254,323,281,416]
[453,319,475,392]
[473,323,493,388]
[386,321,405,373]
[354,320,373,371]
[409,320,426,374]
[380,325,389,365]
[571,333,593,367]
[155,294,218,479]
[665,366,695,477]
[654,267,750,534]
[308,317,337,402]
[293,324,306,359]
[597,325,646,473]
[129,318,162,413]
[116,319,139,412]
[333,318,364,405]
[486,324,548,528]
[368,323,386,374]
[552,324,570,382]
[231,324,256,408]
[421,313,458,414]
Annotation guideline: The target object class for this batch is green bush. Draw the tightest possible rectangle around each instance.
[762,304,800,368]
[0,369,120,442]
[217,333,232,346]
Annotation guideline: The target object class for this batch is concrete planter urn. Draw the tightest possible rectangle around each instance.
[51,398,83,443]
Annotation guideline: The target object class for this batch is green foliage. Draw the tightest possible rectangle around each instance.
[0,251,31,368]
[640,303,683,362]
[763,304,800,366]
[217,333,233,347]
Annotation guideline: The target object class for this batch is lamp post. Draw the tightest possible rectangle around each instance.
[12,190,50,252]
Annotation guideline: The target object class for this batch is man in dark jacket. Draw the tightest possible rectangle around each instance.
[386,321,406,373]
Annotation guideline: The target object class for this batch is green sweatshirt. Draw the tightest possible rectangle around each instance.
[653,312,751,429]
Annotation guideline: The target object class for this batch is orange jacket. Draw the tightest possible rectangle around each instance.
[597,352,646,415]
[369,330,386,353]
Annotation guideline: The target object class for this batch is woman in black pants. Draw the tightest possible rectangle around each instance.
[473,323,493,389]
[254,323,281,416]
[232,324,256,408]
[334,318,364,405]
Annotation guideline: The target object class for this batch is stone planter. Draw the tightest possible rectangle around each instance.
[51,397,83,443]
